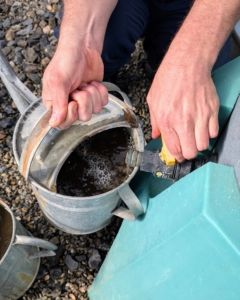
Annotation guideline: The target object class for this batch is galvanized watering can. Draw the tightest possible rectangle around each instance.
[0,199,57,300]
[0,48,145,234]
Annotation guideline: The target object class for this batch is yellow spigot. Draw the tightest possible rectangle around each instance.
[160,137,176,166]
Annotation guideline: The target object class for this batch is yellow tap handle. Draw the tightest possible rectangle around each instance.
[160,137,176,166]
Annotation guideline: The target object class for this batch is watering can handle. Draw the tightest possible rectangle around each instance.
[14,235,57,260]
[102,82,133,109]
[112,184,144,221]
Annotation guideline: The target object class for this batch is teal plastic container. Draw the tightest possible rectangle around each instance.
[88,58,240,300]
[89,163,240,300]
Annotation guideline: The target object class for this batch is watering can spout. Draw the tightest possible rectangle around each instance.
[0,48,38,114]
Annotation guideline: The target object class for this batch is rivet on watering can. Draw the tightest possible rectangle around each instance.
[155,172,162,178]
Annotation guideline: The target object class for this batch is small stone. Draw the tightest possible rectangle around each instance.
[17,40,28,47]
[26,11,36,19]
[88,250,102,269]
[69,294,76,300]
[41,57,50,67]
[5,29,15,42]
[11,24,21,31]
[79,286,87,293]
[17,24,33,36]
[9,61,15,68]
[50,236,59,245]
[0,40,8,48]
[46,4,52,12]
[50,268,62,281]
[43,25,51,35]
[0,31,5,39]
[75,255,87,262]
[44,44,56,58]
[22,18,33,26]
[48,17,56,29]
[7,41,16,47]
[0,166,7,173]
[26,73,41,84]
[27,48,38,63]
[39,20,47,28]
[2,4,10,13]
[3,19,11,29]
[0,131,6,139]
[36,9,45,16]
[2,47,11,56]
[14,52,23,65]
[0,88,7,97]
[4,105,15,114]
[0,117,17,129]
[44,275,50,281]
[65,255,78,271]
[52,3,59,14]
[40,34,49,49]
[11,102,17,109]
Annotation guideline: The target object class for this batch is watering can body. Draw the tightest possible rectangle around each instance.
[0,49,146,234]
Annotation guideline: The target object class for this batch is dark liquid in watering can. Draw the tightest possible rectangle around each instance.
[0,205,13,260]
[57,128,134,197]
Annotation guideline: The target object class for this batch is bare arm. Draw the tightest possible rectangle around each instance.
[42,0,118,129]
[147,0,240,162]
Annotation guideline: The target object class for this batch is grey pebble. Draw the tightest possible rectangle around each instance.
[75,255,87,262]
[65,255,78,271]
[0,88,7,97]
[4,105,16,115]
[88,250,102,269]
[17,24,33,36]
[50,268,62,281]
[0,31,5,39]
[3,18,11,28]
[0,117,17,129]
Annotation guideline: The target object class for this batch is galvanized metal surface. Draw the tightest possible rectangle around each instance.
[0,48,38,114]
[1,46,146,234]
[0,199,57,300]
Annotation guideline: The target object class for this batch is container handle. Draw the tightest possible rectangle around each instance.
[102,82,133,109]
[13,235,57,260]
[112,184,144,221]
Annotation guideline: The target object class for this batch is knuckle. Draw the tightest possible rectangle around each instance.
[197,142,209,152]
[184,150,198,160]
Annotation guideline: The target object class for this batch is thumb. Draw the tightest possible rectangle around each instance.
[42,76,69,127]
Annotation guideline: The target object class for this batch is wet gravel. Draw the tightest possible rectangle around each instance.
[0,0,152,299]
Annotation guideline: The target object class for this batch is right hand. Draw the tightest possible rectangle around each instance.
[42,42,108,129]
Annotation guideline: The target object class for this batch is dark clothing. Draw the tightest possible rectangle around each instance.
[102,0,231,78]
[54,0,231,79]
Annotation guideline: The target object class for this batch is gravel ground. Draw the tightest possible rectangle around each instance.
[0,0,152,299]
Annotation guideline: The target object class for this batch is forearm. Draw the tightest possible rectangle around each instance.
[168,0,240,69]
[58,0,118,53]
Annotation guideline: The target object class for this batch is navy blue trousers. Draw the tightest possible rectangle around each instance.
[55,0,231,78]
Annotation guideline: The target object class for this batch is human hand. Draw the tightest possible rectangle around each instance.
[147,56,219,162]
[42,43,108,129]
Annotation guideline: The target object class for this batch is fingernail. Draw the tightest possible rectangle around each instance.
[90,81,98,87]
[49,112,58,124]
[80,82,88,88]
